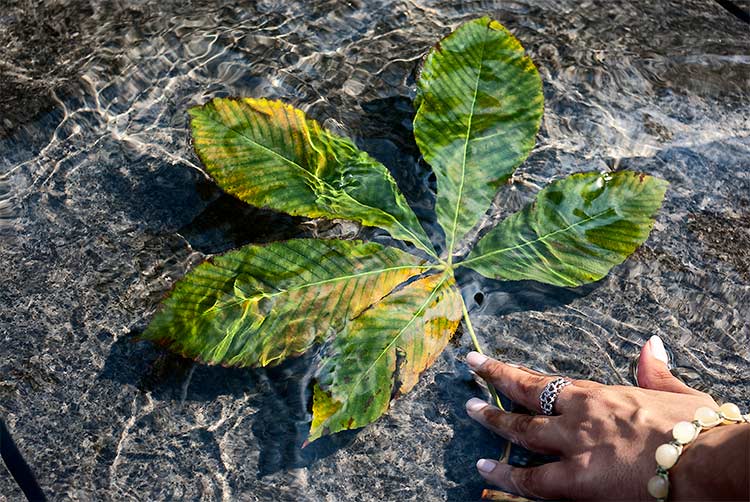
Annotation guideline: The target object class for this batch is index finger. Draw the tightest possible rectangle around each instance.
[467,352,579,414]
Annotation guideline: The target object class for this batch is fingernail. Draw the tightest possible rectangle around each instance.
[466,398,488,412]
[466,351,488,369]
[649,335,669,365]
[476,459,498,473]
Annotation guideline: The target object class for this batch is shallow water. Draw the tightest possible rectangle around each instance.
[1,0,749,500]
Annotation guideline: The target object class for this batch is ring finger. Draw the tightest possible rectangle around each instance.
[507,363,597,388]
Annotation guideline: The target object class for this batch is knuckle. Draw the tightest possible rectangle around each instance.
[510,413,537,437]
[484,411,549,450]
[517,375,543,397]
[576,455,591,471]
[520,417,550,450]
[483,359,504,379]
[513,467,541,495]
[568,417,595,448]
[571,421,590,442]
[579,387,604,409]
[481,406,502,425]
[632,406,654,428]
[648,370,677,388]
[568,458,591,498]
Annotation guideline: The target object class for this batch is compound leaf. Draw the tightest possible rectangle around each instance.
[142,239,430,367]
[307,273,462,443]
[460,171,668,286]
[414,16,544,258]
[145,17,672,446]
[190,98,435,256]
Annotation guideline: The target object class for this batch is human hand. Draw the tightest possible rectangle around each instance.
[465,336,748,501]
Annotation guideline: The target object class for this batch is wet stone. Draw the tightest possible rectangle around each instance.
[1,0,749,500]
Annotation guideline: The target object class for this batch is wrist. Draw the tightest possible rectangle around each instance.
[670,423,750,500]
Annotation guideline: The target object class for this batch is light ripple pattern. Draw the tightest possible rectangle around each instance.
[0,0,748,500]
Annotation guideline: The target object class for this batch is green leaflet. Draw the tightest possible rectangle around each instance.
[142,239,430,367]
[308,273,462,443]
[460,172,668,287]
[414,16,544,260]
[190,98,435,256]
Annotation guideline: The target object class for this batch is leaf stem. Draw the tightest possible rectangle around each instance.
[460,297,505,411]
[461,295,512,462]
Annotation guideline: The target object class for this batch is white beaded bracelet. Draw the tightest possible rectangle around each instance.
[648,403,750,500]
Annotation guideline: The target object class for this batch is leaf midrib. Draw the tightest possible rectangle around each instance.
[206,264,436,314]
[324,274,450,410]
[447,26,488,262]
[458,207,615,267]
[198,108,436,257]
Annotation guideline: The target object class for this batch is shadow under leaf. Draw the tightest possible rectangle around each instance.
[99,333,357,478]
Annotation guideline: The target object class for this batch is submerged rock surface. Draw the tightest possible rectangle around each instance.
[1,0,748,499]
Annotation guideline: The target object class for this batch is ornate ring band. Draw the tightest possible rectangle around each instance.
[539,377,572,415]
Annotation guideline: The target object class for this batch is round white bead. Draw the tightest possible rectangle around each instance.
[655,443,680,469]
[694,406,721,428]
[719,403,742,422]
[647,475,669,499]
[673,421,698,444]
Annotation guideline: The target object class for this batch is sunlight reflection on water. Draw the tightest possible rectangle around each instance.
[0,1,748,499]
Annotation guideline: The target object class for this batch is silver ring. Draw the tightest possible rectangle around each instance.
[539,377,572,415]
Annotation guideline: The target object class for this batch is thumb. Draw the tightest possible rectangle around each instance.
[637,335,700,395]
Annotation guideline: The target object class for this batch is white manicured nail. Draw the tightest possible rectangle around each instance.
[466,398,488,412]
[476,459,497,473]
[466,351,488,369]
[649,335,669,365]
